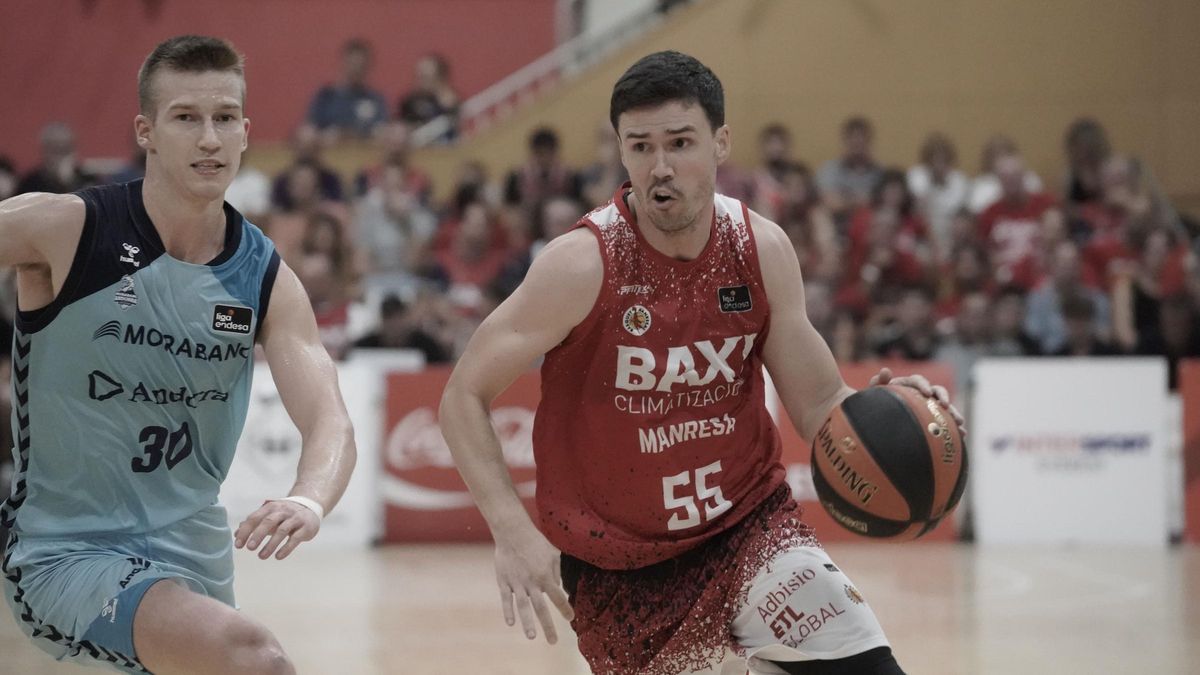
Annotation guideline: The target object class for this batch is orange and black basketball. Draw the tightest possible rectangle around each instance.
[811,384,968,539]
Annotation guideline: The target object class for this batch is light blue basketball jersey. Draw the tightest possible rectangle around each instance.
[2,179,280,537]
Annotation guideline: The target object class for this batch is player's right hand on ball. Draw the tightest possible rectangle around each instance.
[493,526,574,645]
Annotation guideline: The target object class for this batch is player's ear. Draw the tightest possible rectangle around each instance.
[242,117,251,152]
[134,114,154,152]
[714,125,731,165]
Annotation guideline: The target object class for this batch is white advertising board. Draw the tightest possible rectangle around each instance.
[973,358,1169,545]
[222,352,421,548]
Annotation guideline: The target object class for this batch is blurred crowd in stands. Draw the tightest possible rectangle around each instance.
[2,41,1200,436]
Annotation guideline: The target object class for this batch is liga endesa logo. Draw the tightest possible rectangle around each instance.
[381,406,537,510]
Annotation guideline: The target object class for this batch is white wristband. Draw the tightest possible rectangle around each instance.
[276,495,325,520]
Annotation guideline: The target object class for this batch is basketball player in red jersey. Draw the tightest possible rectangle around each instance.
[441,51,963,674]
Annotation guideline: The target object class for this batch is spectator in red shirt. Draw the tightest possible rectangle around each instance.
[429,200,514,313]
[977,153,1057,290]
[1112,225,1198,353]
[967,134,1044,214]
[298,212,368,360]
[837,169,932,315]
[354,121,432,202]
[748,123,793,222]
[1080,154,1181,285]
[778,161,839,284]
[935,242,993,321]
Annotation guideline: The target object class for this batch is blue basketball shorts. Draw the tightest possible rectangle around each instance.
[2,504,235,673]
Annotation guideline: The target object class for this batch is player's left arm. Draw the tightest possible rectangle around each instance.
[752,210,963,440]
[234,261,358,560]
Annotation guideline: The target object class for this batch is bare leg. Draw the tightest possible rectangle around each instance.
[132,579,294,675]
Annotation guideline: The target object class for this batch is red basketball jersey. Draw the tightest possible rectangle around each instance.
[534,184,786,570]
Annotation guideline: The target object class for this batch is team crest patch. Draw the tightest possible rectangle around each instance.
[213,305,254,335]
[622,305,652,336]
[114,275,138,310]
[718,285,752,313]
[844,584,864,605]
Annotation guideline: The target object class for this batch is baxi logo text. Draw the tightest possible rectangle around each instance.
[93,321,250,362]
[616,333,757,392]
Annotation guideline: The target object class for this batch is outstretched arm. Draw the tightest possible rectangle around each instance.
[234,262,357,560]
[440,227,601,643]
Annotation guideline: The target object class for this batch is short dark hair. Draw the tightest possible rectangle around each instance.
[842,115,873,138]
[530,126,560,151]
[760,123,790,143]
[138,35,245,115]
[380,294,407,319]
[344,38,371,55]
[870,167,914,216]
[920,132,957,166]
[610,51,724,132]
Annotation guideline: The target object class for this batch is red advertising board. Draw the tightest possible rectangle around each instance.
[1181,360,1200,543]
[382,367,540,541]
[382,361,958,543]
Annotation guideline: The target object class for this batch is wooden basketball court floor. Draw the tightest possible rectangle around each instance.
[3,543,1198,674]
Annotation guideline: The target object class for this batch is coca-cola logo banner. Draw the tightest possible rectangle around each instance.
[382,368,541,541]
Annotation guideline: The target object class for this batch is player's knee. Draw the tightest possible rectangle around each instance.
[222,621,294,675]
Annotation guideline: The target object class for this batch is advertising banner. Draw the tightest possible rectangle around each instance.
[381,361,957,543]
[973,358,1169,545]
[222,357,409,548]
[382,367,540,541]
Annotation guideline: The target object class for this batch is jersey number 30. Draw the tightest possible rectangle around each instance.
[131,422,194,473]
[662,460,733,531]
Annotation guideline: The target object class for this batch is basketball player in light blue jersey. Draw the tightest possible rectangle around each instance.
[0,36,357,673]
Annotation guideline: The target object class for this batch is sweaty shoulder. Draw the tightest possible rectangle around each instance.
[516,227,603,330]
[0,192,86,269]
[747,208,798,276]
[746,208,806,312]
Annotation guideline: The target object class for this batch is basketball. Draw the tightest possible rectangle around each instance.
[811,384,968,539]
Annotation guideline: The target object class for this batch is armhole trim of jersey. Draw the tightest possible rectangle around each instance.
[15,195,97,334]
[255,250,281,343]
[741,202,773,349]
[557,220,609,348]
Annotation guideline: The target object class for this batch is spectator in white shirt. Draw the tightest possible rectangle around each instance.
[908,132,969,263]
